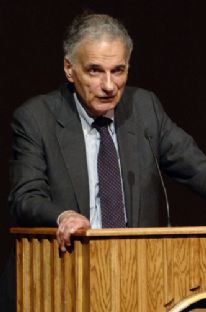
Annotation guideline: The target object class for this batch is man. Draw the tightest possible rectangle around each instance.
[9,13,206,252]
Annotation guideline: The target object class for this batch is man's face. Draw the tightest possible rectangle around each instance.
[64,38,129,117]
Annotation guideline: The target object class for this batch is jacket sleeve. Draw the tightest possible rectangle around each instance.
[150,92,206,198]
[9,103,63,226]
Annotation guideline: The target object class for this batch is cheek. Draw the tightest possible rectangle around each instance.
[117,77,127,89]
[86,82,102,95]
[75,79,93,98]
[112,75,127,90]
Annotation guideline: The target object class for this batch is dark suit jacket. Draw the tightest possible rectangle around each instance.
[9,83,206,227]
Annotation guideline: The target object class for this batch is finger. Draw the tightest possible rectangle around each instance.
[56,226,68,252]
[57,213,90,251]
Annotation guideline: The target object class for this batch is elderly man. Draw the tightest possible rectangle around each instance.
[9,13,206,252]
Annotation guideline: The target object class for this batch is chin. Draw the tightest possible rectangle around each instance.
[96,108,114,116]
[98,101,116,110]
[90,100,118,116]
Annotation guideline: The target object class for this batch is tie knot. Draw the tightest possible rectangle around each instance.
[92,116,112,130]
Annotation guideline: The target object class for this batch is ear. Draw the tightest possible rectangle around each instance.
[64,58,74,83]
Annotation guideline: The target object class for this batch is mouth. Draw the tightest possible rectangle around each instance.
[97,96,116,103]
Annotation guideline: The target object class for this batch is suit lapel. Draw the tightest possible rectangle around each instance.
[55,87,90,219]
[115,90,142,227]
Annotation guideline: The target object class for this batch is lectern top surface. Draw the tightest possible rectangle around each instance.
[10,226,206,237]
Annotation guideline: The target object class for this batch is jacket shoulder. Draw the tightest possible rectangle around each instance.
[13,87,65,116]
[121,86,163,115]
[124,86,158,103]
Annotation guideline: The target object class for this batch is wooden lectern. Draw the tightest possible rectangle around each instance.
[11,227,206,311]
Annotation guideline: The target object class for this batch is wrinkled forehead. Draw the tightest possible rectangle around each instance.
[73,36,128,64]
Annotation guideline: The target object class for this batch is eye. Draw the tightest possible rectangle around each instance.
[89,68,100,75]
[86,65,103,76]
[112,66,126,75]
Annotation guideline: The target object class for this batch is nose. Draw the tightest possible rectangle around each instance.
[101,73,114,92]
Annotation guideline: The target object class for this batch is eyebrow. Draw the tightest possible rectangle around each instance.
[85,63,127,70]
[113,64,127,70]
[86,64,102,69]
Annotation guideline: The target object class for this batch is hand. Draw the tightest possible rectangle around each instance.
[56,211,90,252]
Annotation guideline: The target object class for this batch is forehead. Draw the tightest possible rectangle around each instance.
[74,38,127,67]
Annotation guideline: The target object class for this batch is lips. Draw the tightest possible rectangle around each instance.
[97,96,116,102]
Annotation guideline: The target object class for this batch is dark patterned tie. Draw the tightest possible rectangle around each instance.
[93,116,126,228]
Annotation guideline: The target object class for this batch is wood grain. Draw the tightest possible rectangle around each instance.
[31,239,41,311]
[22,238,31,311]
[13,227,206,311]
[163,238,174,307]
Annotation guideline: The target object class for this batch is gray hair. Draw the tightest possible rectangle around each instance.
[63,13,133,64]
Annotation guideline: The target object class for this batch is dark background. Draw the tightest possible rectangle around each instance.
[0,0,206,273]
